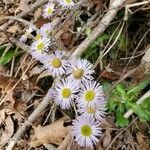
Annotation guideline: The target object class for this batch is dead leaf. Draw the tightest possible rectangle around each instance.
[0,75,22,106]
[5,90,16,107]
[13,101,27,115]
[59,18,74,47]
[90,0,103,10]
[0,32,7,44]
[101,69,122,81]
[31,117,71,147]
[61,32,73,47]
[0,109,13,124]
[35,17,50,28]
[103,130,112,148]
[0,109,14,147]
[0,74,20,90]
[125,0,138,4]
[34,8,42,22]
[2,0,14,5]
[0,66,7,76]
[29,65,45,77]
[0,74,33,108]
[16,0,31,12]
[7,25,21,33]
[136,132,150,150]
[101,116,116,129]
[62,19,74,32]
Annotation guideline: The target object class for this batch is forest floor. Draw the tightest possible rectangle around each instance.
[0,0,150,150]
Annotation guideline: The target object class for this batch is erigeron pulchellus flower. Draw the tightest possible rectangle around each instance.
[67,59,94,83]
[59,0,75,8]
[35,31,43,40]
[30,37,50,61]
[72,116,101,148]
[78,103,106,121]
[20,26,36,43]
[53,78,79,109]
[30,37,50,52]
[40,23,53,37]
[43,2,55,19]
[43,50,69,77]
[77,81,105,107]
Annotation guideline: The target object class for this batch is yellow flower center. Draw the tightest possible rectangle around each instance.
[65,0,71,4]
[35,34,42,40]
[73,69,84,79]
[37,42,44,52]
[45,29,50,35]
[51,58,62,68]
[87,107,96,114]
[85,90,95,102]
[61,88,71,98]
[81,125,92,137]
[47,8,53,14]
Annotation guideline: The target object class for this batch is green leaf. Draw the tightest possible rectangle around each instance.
[141,98,150,109]
[117,103,125,114]
[0,49,17,65]
[107,99,118,111]
[116,113,129,127]
[116,85,127,102]
[127,80,150,95]
[129,102,150,121]
[118,32,128,50]
[0,46,5,55]
[91,34,109,48]
[102,82,112,93]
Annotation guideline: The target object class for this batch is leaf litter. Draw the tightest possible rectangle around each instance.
[0,0,150,149]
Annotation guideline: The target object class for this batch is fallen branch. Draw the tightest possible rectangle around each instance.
[7,0,128,149]
[72,0,127,57]
[0,16,36,28]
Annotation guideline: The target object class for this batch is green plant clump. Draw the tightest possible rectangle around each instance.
[107,80,150,127]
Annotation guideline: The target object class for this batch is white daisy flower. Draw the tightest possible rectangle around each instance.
[53,78,79,109]
[67,59,94,84]
[77,81,105,107]
[35,31,43,40]
[30,37,50,53]
[42,2,55,19]
[42,50,69,77]
[58,0,75,8]
[20,34,28,43]
[20,26,35,43]
[40,23,53,37]
[78,103,106,121]
[30,37,51,61]
[30,51,48,62]
[72,116,101,148]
